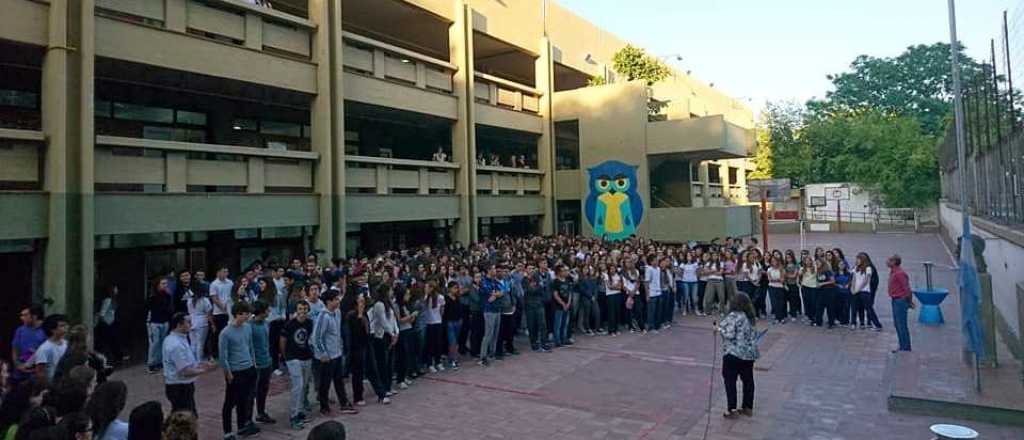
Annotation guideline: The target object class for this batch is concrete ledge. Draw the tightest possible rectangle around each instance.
[887,394,1024,427]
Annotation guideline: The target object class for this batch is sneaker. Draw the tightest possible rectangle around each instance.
[354,400,366,407]
[339,406,359,415]
[651,330,660,335]
[398,382,409,390]
[378,397,391,405]
[290,418,305,430]
[273,369,284,376]
[320,408,332,417]
[298,413,312,424]
[539,346,551,352]
[452,362,460,371]
[873,326,883,332]
[849,325,857,330]
[428,366,437,374]
[238,424,261,437]
[437,363,446,372]
[386,390,397,397]
[255,413,276,424]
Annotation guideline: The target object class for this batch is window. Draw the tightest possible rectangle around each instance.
[0,90,38,109]
[232,119,258,131]
[729,167,738,184]
[113,103,173,123]
[555,120,580,170]
[690,162,701,182]
[176,110,207,126]
[95,100,112,117]
[260,121,302,137]
[708,164,721,183]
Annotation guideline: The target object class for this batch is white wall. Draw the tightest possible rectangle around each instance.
[940,202,1022,340]
[804,182,873,213]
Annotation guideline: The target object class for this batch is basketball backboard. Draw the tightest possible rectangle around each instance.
[825,185,850,201]
[748,178,791,202]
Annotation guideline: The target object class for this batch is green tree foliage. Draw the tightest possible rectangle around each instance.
[611,45,671,85]
[586,75,607,86]
[751,102,807,183]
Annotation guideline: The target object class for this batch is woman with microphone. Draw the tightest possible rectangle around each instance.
[717,292,760,418]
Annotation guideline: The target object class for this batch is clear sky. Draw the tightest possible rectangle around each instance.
[556,0,1016,115]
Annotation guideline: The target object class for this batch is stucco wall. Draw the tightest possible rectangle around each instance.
[939,202,1022,341]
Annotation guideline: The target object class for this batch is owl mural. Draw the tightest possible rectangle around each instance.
[584,160,644,241]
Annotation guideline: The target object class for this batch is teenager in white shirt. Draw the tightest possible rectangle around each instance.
[30,314,69,384]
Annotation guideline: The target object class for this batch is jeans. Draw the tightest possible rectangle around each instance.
[578,295,596,332]
[165,383,196,415]
[188,325,209,362]
[801,286,817,321]
[892,298,911,351]
[851,291,866,325]
[552,308,569,345]
[469,311,484,357]
[480,312,501,360]
[525,304,548,347]
[255,366,273,416]
[816,287,835,326]
[785,284,802,318]
[269,320,284,371]
[680,282,698,313]
[646,295,661,330]
[836,288,851,325]
[724,277,738,307]
[769,286,787,321]
[697,280,707,314]
[446,320,463,359]
[703,281,726,314]
[222,367,256,434]
[753,284,768,317]
[285,359,312,419]
[395,328,415,383]
[722,354,755,411]
[661,288,674,324]
[316,356,350,410]
[147,322,168,369]
[862,291,882,328]
[605,295,622,334]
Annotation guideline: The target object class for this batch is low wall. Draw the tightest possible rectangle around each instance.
[939,201,1024,355]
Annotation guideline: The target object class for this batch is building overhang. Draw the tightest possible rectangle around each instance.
[646,115,754,160]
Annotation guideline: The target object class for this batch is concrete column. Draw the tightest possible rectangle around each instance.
[375,165,388,195]
[699,162,710,207]
[246,157,265,193]
[535,36,554,235]
[244,13,263,51]
[372,49,387,79]
[309,0,336,259]
[735,161,748,204]
[450,0,476,244]
[718,161,730,205]
[165,0,187,32]
[418,168,430,195]
[42,0,96,326]
[415,62,427,89]
[165,152,187,192]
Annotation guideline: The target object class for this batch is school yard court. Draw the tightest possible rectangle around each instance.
[116,233,1024,439]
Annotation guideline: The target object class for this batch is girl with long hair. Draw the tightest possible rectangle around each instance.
[702,252,726,316]
[853,252,884,330]
[86,380,128,440]
[799,255,818,325]
[348,295,389,406]
[816,257,837,329]
[603,264,623,335]
[718,292,759,418]
[422,281,446,372]
[187,287,213,362]
[783,251,802,319]
[679,253,700,316]
[766,256,787,324]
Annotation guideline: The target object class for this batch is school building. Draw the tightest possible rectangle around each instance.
[0,0,756,345]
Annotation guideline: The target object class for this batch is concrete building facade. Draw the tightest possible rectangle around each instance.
[0,0,755,341]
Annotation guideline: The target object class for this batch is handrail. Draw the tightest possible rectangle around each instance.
[342,31,457,71]
[345,155,460,169]
[211,0,315,29]
[477,165,544,175]
[96,136,320,160]
[0,128,45,142]
[474,72,541,96]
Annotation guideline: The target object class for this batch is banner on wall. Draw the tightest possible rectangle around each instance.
[584,160,644,241]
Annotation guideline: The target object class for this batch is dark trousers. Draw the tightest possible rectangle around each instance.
[350,345,385,402]
[752,284,768,316]
[222,367,256,434]
[630,295,645,330]
[469,311,484,357]
[425,323,445,366]
[802,286,817,321]
[769,287,787,321]
[817,287,837,326]
[395,329,415,384]
[255,366,273,415]
[496,313,516,355]
[457,308,472,353]
[371,336,392,394]
[697,280,707,313]
[606,294,623,334]
[862,291,882,328]
[96,322,122,363]
[525,304,548,348]
[722,354,755,411]
[166,383,196,415]
[785,284,802,317]
[661,289,674,324]
[316,357,350,410]
[835,289,851,325]
[212,315,228,358]
[269,320,284,370]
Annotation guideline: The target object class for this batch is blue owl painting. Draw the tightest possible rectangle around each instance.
[584,160,643,241]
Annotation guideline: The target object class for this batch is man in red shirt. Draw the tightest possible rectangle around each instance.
[887,255,912,352]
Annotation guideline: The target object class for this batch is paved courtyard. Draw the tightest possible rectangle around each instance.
[116,233,1024,439]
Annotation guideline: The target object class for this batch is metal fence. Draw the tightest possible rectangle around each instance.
[939,5,1024,227]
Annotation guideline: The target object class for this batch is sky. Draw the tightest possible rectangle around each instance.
[557,0,1018,116]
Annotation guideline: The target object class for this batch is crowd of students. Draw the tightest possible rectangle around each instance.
[2,233,895,440]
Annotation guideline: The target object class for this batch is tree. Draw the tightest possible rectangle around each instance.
[807,42,984,137]
[611,45,671,85]
[755,101,808,184]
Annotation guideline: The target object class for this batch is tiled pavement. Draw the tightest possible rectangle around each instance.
[114,233,1024,439]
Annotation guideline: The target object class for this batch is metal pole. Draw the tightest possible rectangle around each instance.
[1004,11,1016,133]
[761,188,768,254]
[947,0,980,393]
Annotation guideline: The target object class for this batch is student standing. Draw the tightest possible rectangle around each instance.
[551,266,573,347]
[852,253,883,331]
[643,256,663,332]
[887,255,913,352]
[145,278,173,374]
[702,254,726,316]
[816,258,837,329]
[186,289,213,362]
[11,305,46,385]
[163,312,214,415]
[718,293,759,418]
[249,301,276,425]
[443,281,467,367]
[603,266,624,335]
[766,257,787,324]
[29,314,68,385]
[799,256,819,325]
[311,290,357,416]
[280,300,314,430]
[679,254,699,316]
[367,286,399,402]
[783,252,802,319]
[478,265,504,365]
[209,267,234,358]
[218,301,259,438]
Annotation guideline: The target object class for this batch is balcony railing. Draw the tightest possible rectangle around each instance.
[476,166,542,195]
[345,156,458,195]
[0,128,45,190]
[96,0,314,59]
[474,73,541,114]
[95,136,317,193]
[342,32,456,94]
